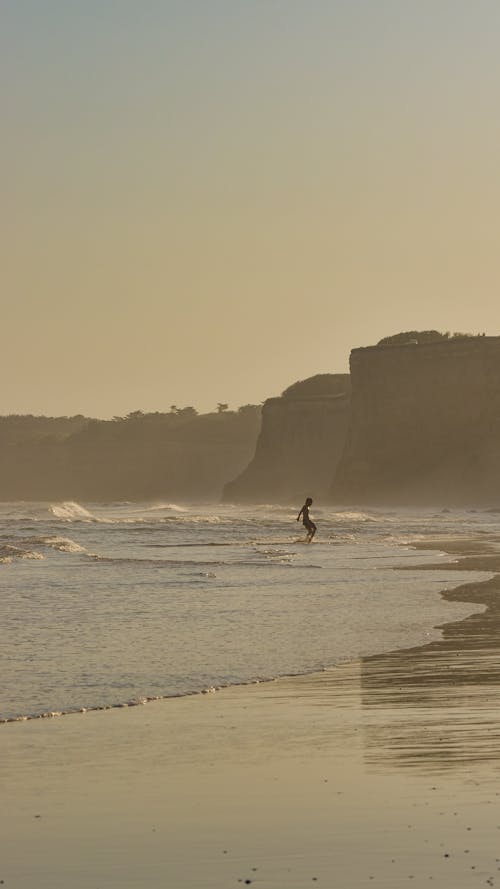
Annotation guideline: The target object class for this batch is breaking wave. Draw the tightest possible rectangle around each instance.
[144,503,188,512]
[24,535,86,553]
[0,544,44,563]
[49,502,99,522]
[48,501,227,525]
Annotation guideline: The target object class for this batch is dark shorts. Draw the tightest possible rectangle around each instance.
[303,519,316,532]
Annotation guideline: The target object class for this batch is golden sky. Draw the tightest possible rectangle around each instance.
[3,1,500,416]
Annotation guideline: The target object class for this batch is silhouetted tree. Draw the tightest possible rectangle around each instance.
[377,330,449,346]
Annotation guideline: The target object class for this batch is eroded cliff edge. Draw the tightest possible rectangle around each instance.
[223,374,351,503]
[332,336,500,505]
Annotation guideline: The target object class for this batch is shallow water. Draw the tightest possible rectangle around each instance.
[0,500,496,720]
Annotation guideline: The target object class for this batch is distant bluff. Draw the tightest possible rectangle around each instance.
[4,332,500,506]
[333,334,500,505]
[224,332,500,508]
[222,374,351,503]
[0,407,262,502]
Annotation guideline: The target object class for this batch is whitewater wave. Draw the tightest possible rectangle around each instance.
[24,536,87,554]
[0,535,86,562]
[0,544,44,563]
[145,503,188,513]
[48,501,229,526]
[50,502,99,522]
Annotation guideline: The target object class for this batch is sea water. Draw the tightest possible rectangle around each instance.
[0,501,497,722]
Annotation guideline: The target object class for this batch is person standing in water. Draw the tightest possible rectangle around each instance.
[297,497,317,542]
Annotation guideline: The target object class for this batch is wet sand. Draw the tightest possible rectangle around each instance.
[2,540,500,888]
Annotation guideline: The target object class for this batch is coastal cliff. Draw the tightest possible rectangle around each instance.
[223,374,350,503]
[0,408,261,502]
[7,337,500,506]
[332,336,500,504]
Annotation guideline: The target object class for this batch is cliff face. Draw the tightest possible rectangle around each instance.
[333,337,500,504]
[223,375,351,503]
[0,409,261,502]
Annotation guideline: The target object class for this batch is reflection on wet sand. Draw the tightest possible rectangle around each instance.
[360,572,500,772]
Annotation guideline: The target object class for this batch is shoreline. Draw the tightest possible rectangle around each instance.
[1,535,494,727]
[3,534,500,887]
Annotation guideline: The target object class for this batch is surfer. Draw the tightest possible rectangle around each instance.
[297,497,317,542]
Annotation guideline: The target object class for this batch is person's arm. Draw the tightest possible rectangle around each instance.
[297,507,304,522]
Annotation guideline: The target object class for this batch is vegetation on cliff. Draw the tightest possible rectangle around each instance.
[377,330,483,346]
[0,405,261,501]
[0,414,88,444]
[282,373,350,398]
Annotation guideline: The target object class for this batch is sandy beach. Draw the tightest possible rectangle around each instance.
[3,541,500,888]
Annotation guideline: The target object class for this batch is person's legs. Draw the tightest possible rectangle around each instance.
[309,522,316,543]
[306,520,317,541]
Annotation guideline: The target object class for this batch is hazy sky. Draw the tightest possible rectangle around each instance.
[3,1,500,416]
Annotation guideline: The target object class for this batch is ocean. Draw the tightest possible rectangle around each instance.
[0,500,494,723]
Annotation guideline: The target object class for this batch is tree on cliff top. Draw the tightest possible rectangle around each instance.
[377,330,447,346]
[377,330,479,346]
[282,374,350,398]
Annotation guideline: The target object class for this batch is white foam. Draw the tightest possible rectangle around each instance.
[49,502,98,522]
[0,544,44,562]
[30,536,86,554]
[146,503,188,513]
